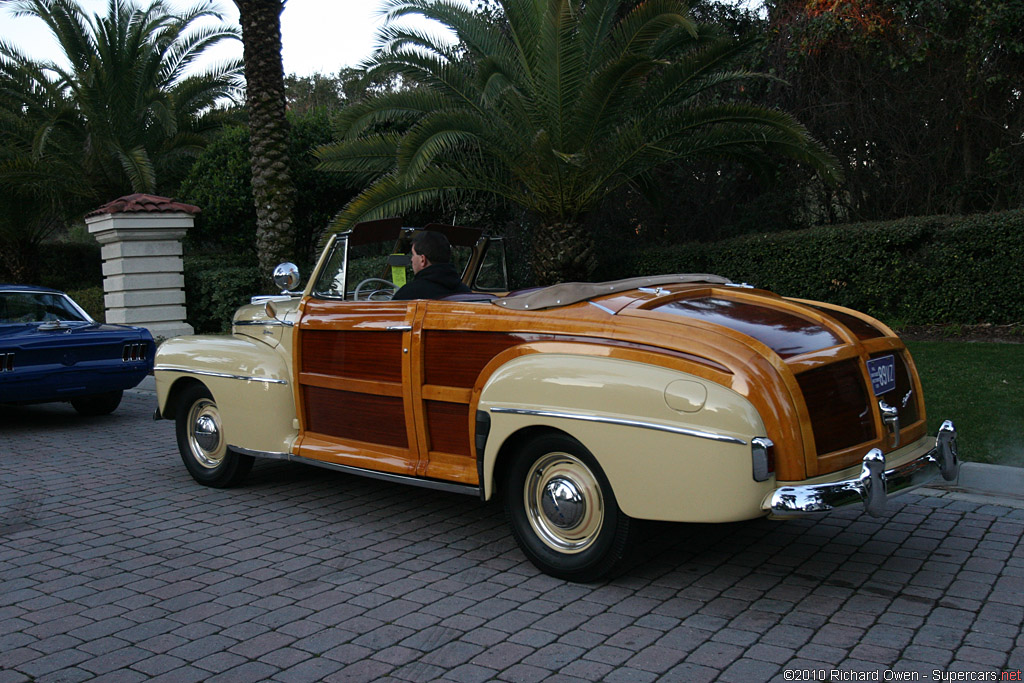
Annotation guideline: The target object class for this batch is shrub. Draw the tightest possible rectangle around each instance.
[183,253,262,333]
[178,110,359,270]
[66,286,105,322]
[177,126,256,257]
[35,242,102,290]
[625,210,1024,325]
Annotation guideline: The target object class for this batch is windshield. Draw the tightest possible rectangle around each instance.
[0,291,90,324]
[312,231,474,300]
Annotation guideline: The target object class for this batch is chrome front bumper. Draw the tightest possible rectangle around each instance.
[766,420,959,518]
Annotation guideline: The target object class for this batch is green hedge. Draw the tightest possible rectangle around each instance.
[33,242,102,291]
[625,210,1024,325]
[66,286,105,323]
[183,254,262,334]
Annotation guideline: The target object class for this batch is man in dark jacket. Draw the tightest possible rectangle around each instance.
[391,230,472,301]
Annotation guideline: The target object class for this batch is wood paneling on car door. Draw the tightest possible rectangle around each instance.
[415,326,535,484]
[296,300,417,475]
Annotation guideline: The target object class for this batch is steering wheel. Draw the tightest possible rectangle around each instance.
[354,277,398,301]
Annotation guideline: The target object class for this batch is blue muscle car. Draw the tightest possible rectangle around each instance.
[0,285,154,415]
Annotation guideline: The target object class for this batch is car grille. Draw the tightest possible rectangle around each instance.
[122,342,148,362]
[0,352,12,372]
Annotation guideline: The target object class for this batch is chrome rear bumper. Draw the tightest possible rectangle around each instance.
[766,420,958,518]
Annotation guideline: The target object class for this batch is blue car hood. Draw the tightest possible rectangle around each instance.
[0,322,149,344]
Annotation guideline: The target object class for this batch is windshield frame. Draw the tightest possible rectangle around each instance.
[0,289,94,325]
[309,222,494,301]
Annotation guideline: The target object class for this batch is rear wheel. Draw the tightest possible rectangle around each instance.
[175,384,252,487]
[71,390,122,416]
[504,433,635,582]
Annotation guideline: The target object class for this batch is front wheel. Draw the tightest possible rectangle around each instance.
[503,433,635,582]
[175,384,253,488]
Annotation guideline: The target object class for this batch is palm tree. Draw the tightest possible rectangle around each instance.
[316,0,840,284]
[0,66,82,281]
[0,0,240,281]
[232,0,296,279]
[0,0,242,202]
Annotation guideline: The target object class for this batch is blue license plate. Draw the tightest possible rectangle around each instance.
[867,355,896,396]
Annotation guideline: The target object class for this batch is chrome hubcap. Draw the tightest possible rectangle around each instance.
[525,453,604,553]
[541,478,585,529]
[187,399,225,468]
[194,415,219,452]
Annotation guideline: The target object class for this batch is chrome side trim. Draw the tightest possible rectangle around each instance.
[766,420,959,518]
[234,320,292,328]
[251,294,298,305]
[490,407,747,446]
[588,301,616,315]
[154,366,289,385]
[386,325,412,332]
[231,446,481,496]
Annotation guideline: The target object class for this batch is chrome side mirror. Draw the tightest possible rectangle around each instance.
[272,262,300,293]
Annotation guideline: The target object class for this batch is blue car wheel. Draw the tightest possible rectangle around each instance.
[71,390,123,416]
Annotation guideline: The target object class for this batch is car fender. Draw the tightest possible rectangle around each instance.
[155,334,297,456]
[477,353,776,523]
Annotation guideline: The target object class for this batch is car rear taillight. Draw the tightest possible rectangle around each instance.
[122,342,147,362]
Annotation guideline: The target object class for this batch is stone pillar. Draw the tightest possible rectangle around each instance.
[86,194,198,340]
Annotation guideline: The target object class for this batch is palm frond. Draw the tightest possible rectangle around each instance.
[315,134,404,183]
[330,165,519,233]
[0,0,241,208]
[396,110,503,179]
[114,143,157,193]
[318,0,840,250]
[610,0,697,58]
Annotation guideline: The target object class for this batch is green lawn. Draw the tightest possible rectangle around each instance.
[906,341,1024,467]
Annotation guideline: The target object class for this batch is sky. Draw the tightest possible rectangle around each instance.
[0,0,447,77]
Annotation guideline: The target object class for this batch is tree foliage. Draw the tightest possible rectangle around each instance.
[760,0,1024,220]
[0,0,242,281]
[316,0,839,284]
[178,110,359,268]
[285,68,404,115]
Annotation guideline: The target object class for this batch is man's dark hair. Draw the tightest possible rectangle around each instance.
[411,230,453,264]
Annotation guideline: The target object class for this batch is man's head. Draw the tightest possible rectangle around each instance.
[410,230,453,274]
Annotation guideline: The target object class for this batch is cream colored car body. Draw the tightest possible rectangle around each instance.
[478,353,773,522]
[156,298,300,457]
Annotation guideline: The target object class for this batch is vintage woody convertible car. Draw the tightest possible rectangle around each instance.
[154,219,958,581]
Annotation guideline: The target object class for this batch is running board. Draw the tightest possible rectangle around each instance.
[230,445,481,497]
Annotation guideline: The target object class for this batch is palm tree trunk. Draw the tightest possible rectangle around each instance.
[234,0,296,281]
[530,221,598,285]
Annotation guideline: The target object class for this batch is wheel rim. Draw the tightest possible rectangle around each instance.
[187,398,225,468]
[524,452,604,553]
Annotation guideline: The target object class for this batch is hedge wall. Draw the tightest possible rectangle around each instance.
[625,210,1024,326]
[183,253,262,334]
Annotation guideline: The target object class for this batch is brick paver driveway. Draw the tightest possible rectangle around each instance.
[2,391,1023,683]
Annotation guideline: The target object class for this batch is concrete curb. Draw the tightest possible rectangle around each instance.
[928,460,1024,506]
